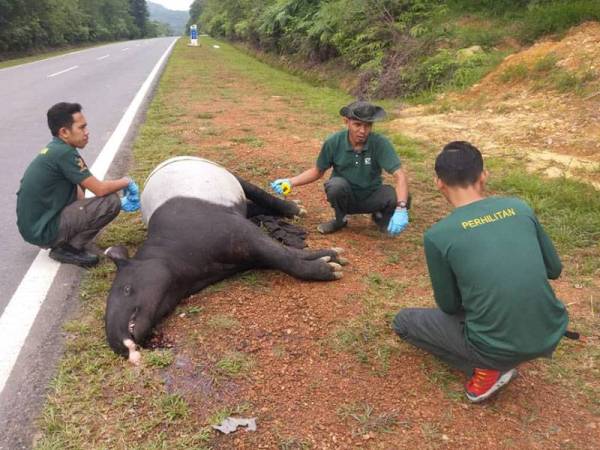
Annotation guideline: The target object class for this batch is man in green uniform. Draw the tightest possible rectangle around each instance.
[16,102,138,267]
[393,141,568,402]
[270,101,410,235]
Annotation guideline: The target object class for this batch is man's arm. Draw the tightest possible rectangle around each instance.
[534,217,562,279]
[289,166,325,187]
[392,168,409,204]
[424,235,462,314]
[80,175,129,197]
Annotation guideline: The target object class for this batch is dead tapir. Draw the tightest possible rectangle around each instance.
[104,157,346,364]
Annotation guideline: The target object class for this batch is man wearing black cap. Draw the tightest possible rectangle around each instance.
[392,141,568,403]
[271,100,410,235]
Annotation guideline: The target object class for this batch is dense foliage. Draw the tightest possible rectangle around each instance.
[0,0,166,55]
[186,0,600,98]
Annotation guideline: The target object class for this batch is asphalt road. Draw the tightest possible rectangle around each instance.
[0,37,177,449]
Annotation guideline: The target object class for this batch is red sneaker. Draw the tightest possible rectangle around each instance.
[465,368,518,403]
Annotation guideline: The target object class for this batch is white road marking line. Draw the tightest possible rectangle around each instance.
[47,65,78,78]
[97,54,110,60]
[0,37,178,396]
[121,48,130,52]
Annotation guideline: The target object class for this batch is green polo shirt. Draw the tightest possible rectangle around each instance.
[424,196,568,364]
[16,137,92,246]
[316,130,401,201]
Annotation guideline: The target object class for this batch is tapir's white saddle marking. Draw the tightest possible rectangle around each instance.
[141,156,246,225]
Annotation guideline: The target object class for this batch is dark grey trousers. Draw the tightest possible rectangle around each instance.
[50,193,120,250]
[392,308,520,375]
[324,177,397,229]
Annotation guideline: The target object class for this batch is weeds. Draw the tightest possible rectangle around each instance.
[337,402,401,436]
[215,351,254,378]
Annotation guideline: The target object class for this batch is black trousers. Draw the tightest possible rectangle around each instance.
[324,177,397,230]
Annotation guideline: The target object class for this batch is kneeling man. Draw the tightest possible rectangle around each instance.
[271,101,410,236]
[393,141,568,402]
[17,102,137,267]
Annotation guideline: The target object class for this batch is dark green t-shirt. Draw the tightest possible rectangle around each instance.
[16,137,92,246]
[316,130,401,200]
[424,196,568,363]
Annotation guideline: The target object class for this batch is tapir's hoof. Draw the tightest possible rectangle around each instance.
[319,256,331,263]
[332,272,343,280]
[330,248,348,265]
[296,207,307,217]
[328,262,342,272]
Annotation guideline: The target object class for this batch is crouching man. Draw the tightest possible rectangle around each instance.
[16,102,138,268]
[393,141,568,402]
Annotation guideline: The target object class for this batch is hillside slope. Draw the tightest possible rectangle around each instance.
[392,22,600,189]
[148,2,188,35]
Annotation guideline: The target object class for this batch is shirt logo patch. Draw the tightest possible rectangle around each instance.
[76,156,88,172]
[364,157,371,165]
[40,148,48,155]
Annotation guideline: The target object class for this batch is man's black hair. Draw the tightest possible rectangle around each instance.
[47,102,82,137]
[434,141,484,187]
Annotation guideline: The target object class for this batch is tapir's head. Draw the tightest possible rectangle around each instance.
[104,246,172,364]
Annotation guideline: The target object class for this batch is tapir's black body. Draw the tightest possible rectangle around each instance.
[105,176,344,357]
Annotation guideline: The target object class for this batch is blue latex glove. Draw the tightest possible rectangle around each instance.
[270,178,291,196]
[127,180,140,197]
[387,207,409,236]
[121,196,140,212]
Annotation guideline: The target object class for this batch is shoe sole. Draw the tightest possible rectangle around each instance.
[466,368,518,403]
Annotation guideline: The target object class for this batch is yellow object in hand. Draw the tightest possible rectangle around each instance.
[281,181,291,196]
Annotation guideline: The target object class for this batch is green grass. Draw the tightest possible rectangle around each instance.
[214,351,254,378]
[145,349,175,368]
[337,402,402,436]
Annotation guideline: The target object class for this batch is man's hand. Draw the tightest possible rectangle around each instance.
[270,178,291,196]
[127,180,139,197]
[387,208,409,236]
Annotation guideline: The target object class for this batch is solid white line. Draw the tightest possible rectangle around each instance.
[0,37,178,395]
[47,65,78,78]
[97,55,110,60]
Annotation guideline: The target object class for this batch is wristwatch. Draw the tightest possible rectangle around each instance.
[397,200,408,209]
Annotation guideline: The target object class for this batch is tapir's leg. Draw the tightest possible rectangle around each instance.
[239,225,344,281]
[235,176,304,218]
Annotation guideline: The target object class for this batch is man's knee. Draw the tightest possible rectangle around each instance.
[392,308,413,338]
[324,177,351,200]
[106,193,121,219]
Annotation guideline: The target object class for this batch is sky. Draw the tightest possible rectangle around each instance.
[149,0,194,11]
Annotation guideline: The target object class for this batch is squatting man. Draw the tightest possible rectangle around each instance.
[393,141,568,403]
[271,101,410,236]
[17,102,140,268]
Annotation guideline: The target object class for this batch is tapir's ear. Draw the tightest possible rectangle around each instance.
[104,246,130,269]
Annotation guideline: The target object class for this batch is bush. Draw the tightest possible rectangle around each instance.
[519,0,600,43]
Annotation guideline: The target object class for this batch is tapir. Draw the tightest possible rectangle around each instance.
[104,157,346,364]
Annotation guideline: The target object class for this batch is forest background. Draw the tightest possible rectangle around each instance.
[187,0,600,99]
[0,0,172,56]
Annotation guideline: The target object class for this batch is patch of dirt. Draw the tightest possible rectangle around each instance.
[150,41,600,448]
[392,21,600,189]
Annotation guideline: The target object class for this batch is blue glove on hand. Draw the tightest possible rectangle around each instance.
[127,180,140,197]
[387,207,409,236]
[270,178,291,196]
[121,196,140,212]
